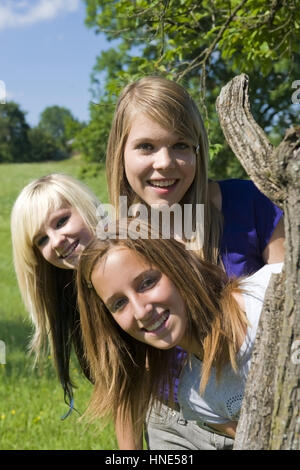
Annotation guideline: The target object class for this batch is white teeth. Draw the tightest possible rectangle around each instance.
[145,312,169,332]
[61,241,78,259]
[149,179,176,187]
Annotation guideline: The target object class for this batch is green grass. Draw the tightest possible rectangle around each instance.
[0,157,118,449]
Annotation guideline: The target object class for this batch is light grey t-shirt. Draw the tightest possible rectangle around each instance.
[177,263,283,425]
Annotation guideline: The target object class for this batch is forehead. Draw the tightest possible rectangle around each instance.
[95,247,150,277]
[127,113,179,140]
[91,247,151,295]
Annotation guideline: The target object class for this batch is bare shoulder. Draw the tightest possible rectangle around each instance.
[262,217,285,264]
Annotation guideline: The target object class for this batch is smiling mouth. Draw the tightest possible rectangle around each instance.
[148,179,178,188]
[59,240,79,259]
[142,310,170,333]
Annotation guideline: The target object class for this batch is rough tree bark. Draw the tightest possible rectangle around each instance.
[216,74,300,450]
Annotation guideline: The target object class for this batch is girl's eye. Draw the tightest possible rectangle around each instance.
[136,143,153,152]
[139,274,160,291]
[173,142,189,150]
[36,235,48,247]
[140,278,155,290]
[112,298,127,312]
[56,215,69,228]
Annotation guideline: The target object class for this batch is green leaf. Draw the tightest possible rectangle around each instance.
[260,41,269,53]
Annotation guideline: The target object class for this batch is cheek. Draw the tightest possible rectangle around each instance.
[81,227,93,244]
[167,283,186,316]
[175,293,186,317]
[111,313,134,333]
[180,154,196,176]
[180,160,196,193]
[73,218,93,244]
[40,246,51,262]
[124,148,135,174]
[125,152,150,182]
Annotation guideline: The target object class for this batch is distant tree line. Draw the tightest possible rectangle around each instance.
[0,103,85,163]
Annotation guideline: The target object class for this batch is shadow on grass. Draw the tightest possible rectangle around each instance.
[0,314,56,380]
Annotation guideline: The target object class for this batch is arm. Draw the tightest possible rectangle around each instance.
[115,407,143,450]
[262,216,285,264]
[251,180,285,265]
[206,420,237,439]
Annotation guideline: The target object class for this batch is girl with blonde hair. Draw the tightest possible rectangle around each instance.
[76,220,283,450]
[104,76,284,448]
[11,173,101,409]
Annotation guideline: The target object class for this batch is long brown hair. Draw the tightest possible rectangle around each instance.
[77,220,247,439]
[105,76,223,264]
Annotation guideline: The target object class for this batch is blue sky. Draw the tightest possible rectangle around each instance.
[0,0,113,126]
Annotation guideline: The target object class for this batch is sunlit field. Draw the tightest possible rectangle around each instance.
[0,157,118,449]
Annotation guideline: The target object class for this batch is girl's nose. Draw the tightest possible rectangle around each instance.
[152,147,175,170]
[132,298,154,324]
[50,231,66,251]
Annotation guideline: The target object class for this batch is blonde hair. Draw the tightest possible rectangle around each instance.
[11,173,101,401]
[77,220,248,440]
[106,75,222,263]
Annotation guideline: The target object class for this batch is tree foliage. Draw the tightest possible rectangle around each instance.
[28,127,65,162]
[74,98,113,162]
[0,102,80,163]
[82,0,300,177]
[38,105,80,152]
[0,101,31,163]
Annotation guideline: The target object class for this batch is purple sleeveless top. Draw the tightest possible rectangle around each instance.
[219,179,282,276]
[170,179,283,403]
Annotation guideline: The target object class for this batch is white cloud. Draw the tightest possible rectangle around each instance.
[0,0,80,30]
[0,82,16,104]
[0,80,6,104]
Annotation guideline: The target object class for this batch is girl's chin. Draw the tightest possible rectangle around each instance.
[144,198,179,208]
[149,336,180,351]
[61,257,79,270]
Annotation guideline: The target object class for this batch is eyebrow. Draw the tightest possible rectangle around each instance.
[130,137,157,144]
[130,135,189,146]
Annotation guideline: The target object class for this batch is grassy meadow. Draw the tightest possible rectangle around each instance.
[0,157,118,449]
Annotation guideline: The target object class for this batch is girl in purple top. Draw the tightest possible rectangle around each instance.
[105,76,284,449]
[218,178,283,277]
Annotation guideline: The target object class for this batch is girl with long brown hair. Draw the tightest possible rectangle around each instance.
[77,220,283,450]
[104,76,284,448]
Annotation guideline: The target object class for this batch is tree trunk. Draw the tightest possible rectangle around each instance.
[216,74,300,450]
